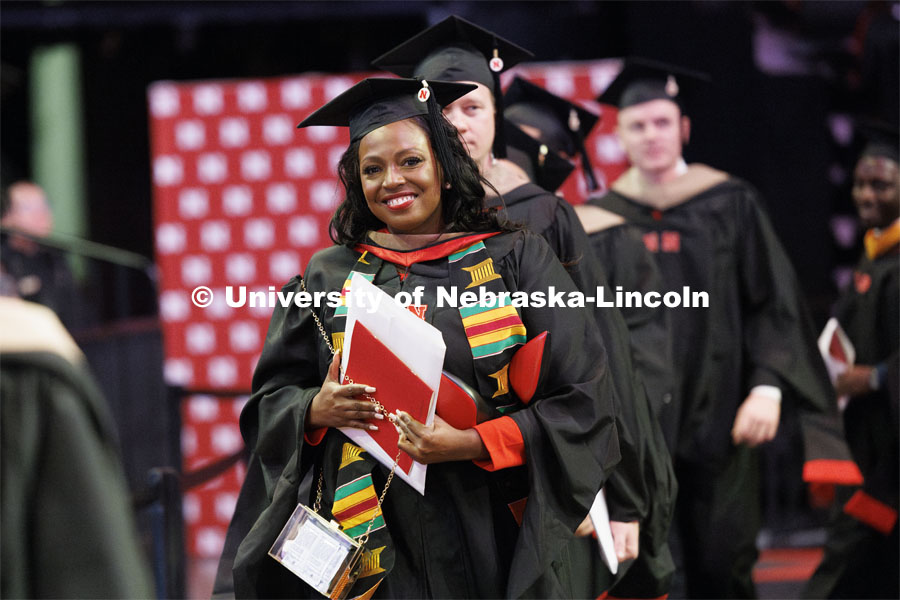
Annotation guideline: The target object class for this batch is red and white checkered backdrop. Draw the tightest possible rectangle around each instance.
[148,59,627,559]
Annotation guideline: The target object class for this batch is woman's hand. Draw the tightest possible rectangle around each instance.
[306,351,383,431]
[395,412,488,464]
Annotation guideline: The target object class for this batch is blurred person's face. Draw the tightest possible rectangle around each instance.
[2,183,53,237]
[442,82,495,171]
[852,155,900,230]
[359,118,444,236]
[616,99,690,181]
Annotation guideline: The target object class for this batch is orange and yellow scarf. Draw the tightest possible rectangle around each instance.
[864,218,900,260]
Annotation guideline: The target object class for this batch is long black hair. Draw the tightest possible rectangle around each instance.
[330,113,511,246]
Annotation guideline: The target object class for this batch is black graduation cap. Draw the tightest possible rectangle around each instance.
[856,119,899,163]
[371,15,534,158]
[504,119,576,192]
[597,57,710,114]
[297,77,476,143]
[503,76,600,190]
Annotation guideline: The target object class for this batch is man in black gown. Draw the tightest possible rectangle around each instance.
[803,132,898,600]
[502,76,677,599]
[590,58,859,598]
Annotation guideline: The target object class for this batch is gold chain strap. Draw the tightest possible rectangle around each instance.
[300,276,402,547]
[301,275,336,355]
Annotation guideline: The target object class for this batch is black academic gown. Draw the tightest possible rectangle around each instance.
[222,230,621,599]
[593,165,852,598]
[804,238,899,600]
[576,207,675,425]
[594,171,842,469]
[576,205,678,598]
[0,299,154,599]
[491,183,677,598]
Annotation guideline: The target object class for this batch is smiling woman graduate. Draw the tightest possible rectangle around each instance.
[373,18,678,599]
[215,77,622,599]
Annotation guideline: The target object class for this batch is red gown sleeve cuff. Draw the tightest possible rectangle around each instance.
[472,416,526,471]
[843,489,898,535]
[802,458,864,486]
[304,427,327,446]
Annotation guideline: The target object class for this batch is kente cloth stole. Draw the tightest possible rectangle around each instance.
[330,442,391,600]
[329,250,379,354]
[447,240,527,411]
[319,251,390,600]
[322,241,529,596]
[337,242,529,411]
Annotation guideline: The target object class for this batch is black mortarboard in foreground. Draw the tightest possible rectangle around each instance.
[371,15,534,158]
[856,119,899,163]
[504,119,576,192]
[597,57,710,114]
[297,77,476,143]
[503,76,600,190]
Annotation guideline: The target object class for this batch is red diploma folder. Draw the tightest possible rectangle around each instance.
[342,321,433,474]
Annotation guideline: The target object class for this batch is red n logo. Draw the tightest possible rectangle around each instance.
[407,304,428,320]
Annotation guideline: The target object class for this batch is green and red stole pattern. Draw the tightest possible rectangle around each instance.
[320,233,530,598]
[329,442,390,600]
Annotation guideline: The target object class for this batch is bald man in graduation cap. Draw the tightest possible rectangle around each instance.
[589,58,861,598]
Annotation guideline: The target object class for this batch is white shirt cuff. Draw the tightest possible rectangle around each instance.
[751,385,782,403]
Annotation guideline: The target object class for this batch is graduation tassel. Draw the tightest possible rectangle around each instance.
[419,78,466,191]
[490,44,507,159]
[575,135,598,191]
[569,108,598,191]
